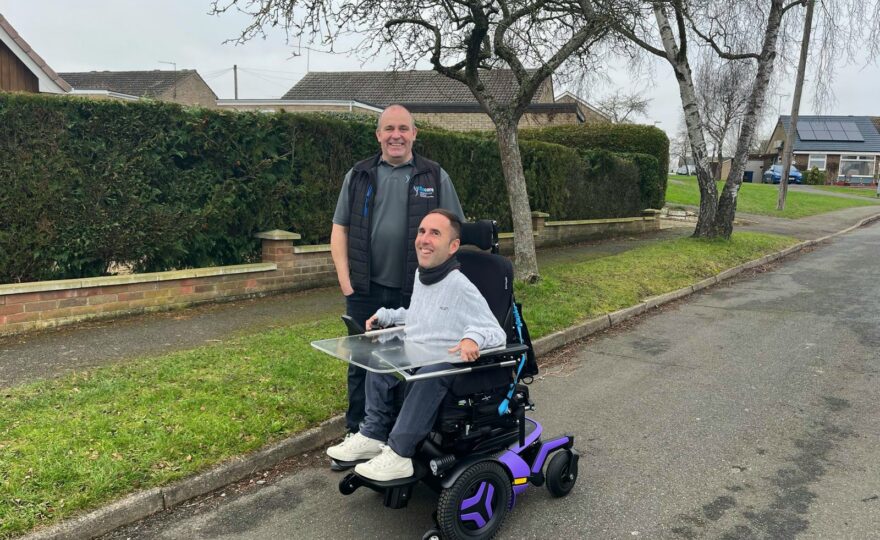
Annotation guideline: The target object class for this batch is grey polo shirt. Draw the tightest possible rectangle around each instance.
[332,159,465,289]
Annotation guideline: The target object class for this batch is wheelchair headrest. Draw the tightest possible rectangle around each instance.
[460,220,498,252]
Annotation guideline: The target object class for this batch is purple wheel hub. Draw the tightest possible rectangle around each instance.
[459,480,498,530]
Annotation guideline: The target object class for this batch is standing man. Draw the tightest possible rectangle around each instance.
[330,104,465,437]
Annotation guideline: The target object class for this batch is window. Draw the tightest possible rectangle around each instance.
[838,155,875,178]
[807,154,826,171]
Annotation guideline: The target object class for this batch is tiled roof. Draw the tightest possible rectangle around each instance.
[58,70,197,98]
[282,70,542,104]
[0,13,71,92]
[781,115,880,153]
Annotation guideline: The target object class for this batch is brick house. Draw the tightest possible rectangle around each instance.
[59,70,218,108]
[218,70,608,130]
[0,13,70,94]
[764,115,880,185]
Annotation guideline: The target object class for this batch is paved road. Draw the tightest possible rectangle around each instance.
[103,224,880,539]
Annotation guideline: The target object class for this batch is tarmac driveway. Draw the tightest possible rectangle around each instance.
[101,224,880,538]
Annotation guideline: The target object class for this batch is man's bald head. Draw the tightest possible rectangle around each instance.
[376,104,418,165]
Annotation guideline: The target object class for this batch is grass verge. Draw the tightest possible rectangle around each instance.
[812,185,880,199]
[0,231,798,538]
[666,175,879,218]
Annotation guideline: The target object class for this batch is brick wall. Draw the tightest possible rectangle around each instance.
[411,111,581,132]
[159,74,219,109]
[0,217,659,337]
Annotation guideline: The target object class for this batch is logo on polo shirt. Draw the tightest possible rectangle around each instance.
[412,185,436,198]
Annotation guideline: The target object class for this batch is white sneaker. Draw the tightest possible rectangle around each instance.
[326,432,383,462]
[354,445,414,481]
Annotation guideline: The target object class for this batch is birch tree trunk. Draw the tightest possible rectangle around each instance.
[654,4,717,237]
[711,0,785,237]
[494,117,540,282]
[777,0,815,210]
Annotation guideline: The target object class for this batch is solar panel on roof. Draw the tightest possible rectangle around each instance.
[842,123,864,141]
[797,125,816,140]
[830,131,848,141]
[825,121,843,131]
[812,127,831,140]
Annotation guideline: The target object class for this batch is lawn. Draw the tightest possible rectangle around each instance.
[812,185,880,199]
[666,175,880,218]
[0,231,798,538]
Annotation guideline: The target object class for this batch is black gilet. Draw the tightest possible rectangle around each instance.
[346,152,442,296]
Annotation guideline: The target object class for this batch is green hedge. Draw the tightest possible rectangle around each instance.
[1,93,649,283]
[520,123,669,209]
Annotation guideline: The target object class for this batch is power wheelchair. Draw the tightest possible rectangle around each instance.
[311,220,579,540]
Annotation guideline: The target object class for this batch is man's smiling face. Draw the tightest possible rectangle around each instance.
[376,105,417,166]
[415,212,460,269]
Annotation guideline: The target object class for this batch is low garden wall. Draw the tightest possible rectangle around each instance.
[0,213,659,337]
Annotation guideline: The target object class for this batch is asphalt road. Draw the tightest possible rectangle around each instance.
[107,222,880,540]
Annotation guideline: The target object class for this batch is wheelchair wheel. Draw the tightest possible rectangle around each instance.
[545,450,578,498]
[437,461,511,539]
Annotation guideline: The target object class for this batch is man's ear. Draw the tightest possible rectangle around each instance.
[449,237,461,255]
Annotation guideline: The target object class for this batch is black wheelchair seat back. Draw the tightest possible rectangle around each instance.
[418,220,540,456]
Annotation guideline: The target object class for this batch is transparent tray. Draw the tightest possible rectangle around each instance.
[310,327,521,381]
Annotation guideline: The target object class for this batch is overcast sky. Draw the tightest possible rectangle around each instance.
[2,1,877,141]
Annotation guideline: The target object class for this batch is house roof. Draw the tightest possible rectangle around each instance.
[282,70,543,104]
[58,70,206,99]
[554,91,609,121]
[0,13,71,93]
[780,115,880,153]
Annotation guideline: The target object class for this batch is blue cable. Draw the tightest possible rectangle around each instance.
[498,302,527,415]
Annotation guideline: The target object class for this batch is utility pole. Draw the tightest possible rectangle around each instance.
[233,64,239,100]
[777,0,815,211]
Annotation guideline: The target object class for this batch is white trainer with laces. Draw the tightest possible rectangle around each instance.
[326,432,383,462]
[354,444,414,481]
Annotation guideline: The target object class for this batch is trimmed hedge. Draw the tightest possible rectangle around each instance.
[520,123,669,210]
[0,93,653,283]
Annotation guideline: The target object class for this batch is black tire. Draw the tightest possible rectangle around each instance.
[437,461,511,540]
[545,450,578,498]
[422,529,442,540]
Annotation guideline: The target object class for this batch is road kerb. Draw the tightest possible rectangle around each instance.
[24,488,164,540]
[28,212,880,539]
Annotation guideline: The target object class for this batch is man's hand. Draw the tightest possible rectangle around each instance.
[365,314,379,331]
[340,282,354,297]
[449,338,480,362]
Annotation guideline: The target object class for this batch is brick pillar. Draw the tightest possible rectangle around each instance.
[531,211,549,235]
[255,229,301,270]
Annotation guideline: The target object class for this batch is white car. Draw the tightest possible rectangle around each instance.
[675,164,696,175]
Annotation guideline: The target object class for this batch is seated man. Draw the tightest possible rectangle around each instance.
[326,209,507,481]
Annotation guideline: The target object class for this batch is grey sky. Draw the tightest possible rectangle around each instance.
[2,1,876,142]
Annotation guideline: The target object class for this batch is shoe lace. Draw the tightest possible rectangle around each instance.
[371,445,398,469]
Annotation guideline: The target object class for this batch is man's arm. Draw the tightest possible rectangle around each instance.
[449,278,507,361]
[330,224,353,297]
[331,170,355,296]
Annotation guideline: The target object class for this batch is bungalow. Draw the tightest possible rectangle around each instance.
[218,69,609,130]
[59,70,218,108]
[764,115,880,186]
[0,13,70,94]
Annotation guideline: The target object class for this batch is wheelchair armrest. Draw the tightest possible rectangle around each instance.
[404,343,529,382]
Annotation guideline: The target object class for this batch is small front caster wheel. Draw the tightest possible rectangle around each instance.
[545,450,578,498]
[422,528,442,540]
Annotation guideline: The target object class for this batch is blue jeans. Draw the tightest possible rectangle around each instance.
[360,363,455,457]
[344,282,408,433]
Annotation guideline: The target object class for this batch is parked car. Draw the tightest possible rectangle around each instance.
[762,164,803,184]
[675,164,696,175]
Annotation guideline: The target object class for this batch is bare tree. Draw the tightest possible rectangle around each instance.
[211,0,620,282]
[694,56,753,180]
[596,88,651,123]
[612,0,806,237]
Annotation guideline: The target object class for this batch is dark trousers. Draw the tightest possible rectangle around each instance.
[361,363,454,457]
[344,282,409,432]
